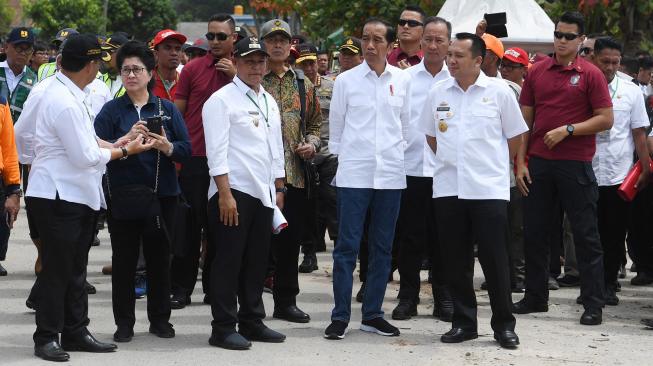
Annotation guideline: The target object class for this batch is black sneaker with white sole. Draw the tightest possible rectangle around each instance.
[360,317,400,336]
[324,320,348,340]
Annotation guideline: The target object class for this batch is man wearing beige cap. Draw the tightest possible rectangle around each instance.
[337,37,363,74]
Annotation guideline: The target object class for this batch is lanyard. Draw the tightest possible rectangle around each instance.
[157,69,178,100]
[610,77,619,100]
[245,92,269,127]
[57,77,93,121]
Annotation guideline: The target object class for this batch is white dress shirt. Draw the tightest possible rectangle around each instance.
[0,61,27,92]
[329,61,411,189]
[25,73,111,210]
[202,76,285,208]
[592,77,649,186]
[405,60,450,177]
[420,72,529,201]
[15,74,111,164]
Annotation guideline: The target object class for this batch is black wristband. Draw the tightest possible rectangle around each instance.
[276,187,288,194]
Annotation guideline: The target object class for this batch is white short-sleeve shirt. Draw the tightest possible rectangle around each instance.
[419,72,529,201]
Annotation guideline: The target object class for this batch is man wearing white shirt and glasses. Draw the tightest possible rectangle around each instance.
[392,16,453,322]
[325,18,411,340]
[420,33,528,349]
[589,37,650,306]
[203,36,286,351]
[24,34,154,362]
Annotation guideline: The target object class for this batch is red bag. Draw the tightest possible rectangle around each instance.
[617,160,653,201]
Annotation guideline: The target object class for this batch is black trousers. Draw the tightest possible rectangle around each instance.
[28,196,97,346]
[434,197,515,333]
[171,157,210,297]
[627,185,653,275]
[207,190,273,334]
[598,185,630,284]
[523,157,605,309]
[397,176,444,301]
[271,185,307,307]
[507,187,525,284]
[302,157,338,255]
[109,197,176,328]
[0,180,8,260]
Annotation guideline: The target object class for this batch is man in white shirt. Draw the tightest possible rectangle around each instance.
[202,37,286,351]
[392,16,453,322]
[24,34,153,362]
[420,33,528,349]
[590,37,650,305]
[325,18,411,340]
[0,27,37,122]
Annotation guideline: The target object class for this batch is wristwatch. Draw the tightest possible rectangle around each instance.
[276,187,288,194]
[566,124,575,136]
[6,188,22,197]
[120,146,129,160]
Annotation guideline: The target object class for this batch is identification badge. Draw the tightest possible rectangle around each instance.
[438,119,448,133]
[436,106,450,111]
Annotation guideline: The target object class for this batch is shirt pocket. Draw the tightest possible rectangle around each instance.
[468,107,501,140]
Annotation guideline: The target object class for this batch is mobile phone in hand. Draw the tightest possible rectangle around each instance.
[145,116,163,134]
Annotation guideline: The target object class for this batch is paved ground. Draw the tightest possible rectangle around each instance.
[1,207,653,365]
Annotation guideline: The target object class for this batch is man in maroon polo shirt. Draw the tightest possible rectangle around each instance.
[387,5,424,69]
[171,13,236,309]
[512,11,613,326]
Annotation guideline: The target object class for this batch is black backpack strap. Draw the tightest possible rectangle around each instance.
[296,75,306,136]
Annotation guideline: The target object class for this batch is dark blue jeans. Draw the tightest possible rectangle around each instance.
[331,187,401,322]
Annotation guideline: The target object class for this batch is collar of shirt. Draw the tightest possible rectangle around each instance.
[0,60,26,78]
[547,54,585,73]
[265,65,298,80]
[120,91,158,108]
[608,76,619,95]
[412,58,449,78]
[444,71,491,92]
[357,60,396,79]
[56,72,91,103]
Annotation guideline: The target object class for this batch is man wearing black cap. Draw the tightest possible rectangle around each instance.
[295,43,336,273]
[100,33,129,98]
[202,36,286,350]
[1,27,37,122]
[336,37,363,74]
[25,33,154,361]
[37,28,79,81]
[260,18,321,324]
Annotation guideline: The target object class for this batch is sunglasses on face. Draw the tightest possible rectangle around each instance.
[205,32,230,41]
[398,19,423,28]
[554,31,580,41]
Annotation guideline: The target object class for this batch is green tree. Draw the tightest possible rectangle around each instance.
[172,0,234,22]
[22,0,103,40]
[107,0,178,40]
[0,0,15,36]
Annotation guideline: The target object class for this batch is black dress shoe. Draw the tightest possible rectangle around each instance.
[580,308,602,325]
[170,293,191,310]
[298,254,318,273]
[239,326,286,343]
[113,326,134,342]
[209,331,251,350]
[35,341,70,362]
[576,295,583,305]
[440,328,478,343]
[640,318,653,328]
[61,332,117,353]
[26,298,37,311]
[273,305,310,323]
[149,322,175,338]
[84,281,96,295]
[631,272,653,286]
[512,298,548,314]
[355,283,365,303]
[494,330,520,349]
[0,263,7,276]
[392,300,417,320]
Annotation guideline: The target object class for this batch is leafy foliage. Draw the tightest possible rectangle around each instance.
[22,0,103,39]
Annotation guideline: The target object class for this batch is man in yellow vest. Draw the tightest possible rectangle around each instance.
[37,28,79,82]
[99,33,129,98]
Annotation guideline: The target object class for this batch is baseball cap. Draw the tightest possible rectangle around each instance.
[102,33,129,51]
[233,36,269,58]
[185,38,209,52]
[62,34,107,62]
[339,37,361,54]
[503,47,529,67]
[296,43,318,64]
[52,28,79,45]
[235,26,248,41]
[482,33,504,59]
[260,19,292,40]
[6,27,35,46]
[152,29,187,48]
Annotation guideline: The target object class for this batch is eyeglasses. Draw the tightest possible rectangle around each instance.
[579,47,593,56]
[205,32,231,41]
[12,45,34,55]
[34,51,48,57]
[398,19,423,28]
[120,66,146,76]
[499,62,524,71]
[553,31,580,41]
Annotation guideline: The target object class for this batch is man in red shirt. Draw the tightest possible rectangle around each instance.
[512,11,613,326]
[152,29,186,101]
[387,5,424,69]
[171,13,236,310]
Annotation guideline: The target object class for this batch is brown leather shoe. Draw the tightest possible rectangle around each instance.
[102,264,112,275]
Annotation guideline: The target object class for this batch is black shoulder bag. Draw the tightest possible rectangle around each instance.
[107,98,162,224]
[296,75,320,198]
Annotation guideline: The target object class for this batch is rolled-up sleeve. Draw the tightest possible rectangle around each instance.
[203,95,230,177]
[328,76,345,155]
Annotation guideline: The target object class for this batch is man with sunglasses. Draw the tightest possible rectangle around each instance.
[171,13,237,310]
[388,5,425,69]
[513,11,613,326]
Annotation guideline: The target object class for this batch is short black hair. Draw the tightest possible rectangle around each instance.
[622,56,639,75]
[635,50,650,58]
[33,41,47,53]
[455,32,486,60]
[317,49,328,56]
[60,54,89,72]
[363,18,396,44]
[423,16,452,40]
[116,41,156,90]
[557,11,585,35]
[640,56,653,70]
[402,5,426,21]
[594,37,622,56]
[209,13,236,31]
[586,33,605,40]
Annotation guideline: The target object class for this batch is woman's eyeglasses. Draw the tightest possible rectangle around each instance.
[120,66,146,76]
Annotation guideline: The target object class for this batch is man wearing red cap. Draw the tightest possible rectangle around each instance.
[501,47,529,89]
[152,29,187,101]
